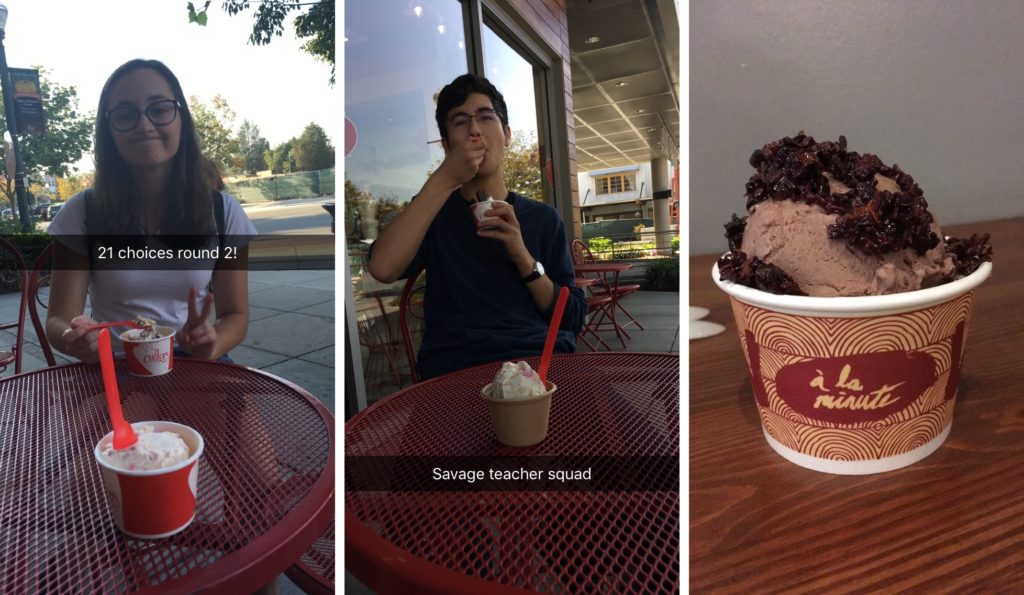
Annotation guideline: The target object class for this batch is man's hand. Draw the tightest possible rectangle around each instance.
[436,135,487,188]
[475,201,534,274]
[177,287,219,360]
[62,315,101,363]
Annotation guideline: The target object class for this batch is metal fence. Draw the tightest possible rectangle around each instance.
[581,229,680,260]
[225,168,335,203]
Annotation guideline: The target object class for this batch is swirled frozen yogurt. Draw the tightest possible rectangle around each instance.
[103,426,190,471]
[491,361,547,400]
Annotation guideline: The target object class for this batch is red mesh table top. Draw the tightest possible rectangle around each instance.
[346,352,680,594]
[0,359,334,593]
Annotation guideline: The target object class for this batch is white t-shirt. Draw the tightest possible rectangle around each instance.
[47,190,258,350]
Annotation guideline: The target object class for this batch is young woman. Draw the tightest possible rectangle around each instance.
[46,59,257,363]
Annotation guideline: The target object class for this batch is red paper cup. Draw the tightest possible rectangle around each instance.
[713,261,992,475]
[94,421,204,538]
[120,326,175,377]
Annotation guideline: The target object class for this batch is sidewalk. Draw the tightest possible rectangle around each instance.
[0,269,336,414]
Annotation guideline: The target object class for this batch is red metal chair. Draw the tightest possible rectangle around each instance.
[398,267,426,384]
[26,241,57,367]
[284,521,335,594]
[571,238,645,345]
[0,237,28,375]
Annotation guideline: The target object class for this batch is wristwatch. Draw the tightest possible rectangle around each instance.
[521,260,545,284]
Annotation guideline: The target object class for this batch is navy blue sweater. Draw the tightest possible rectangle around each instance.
[374,190,587,379]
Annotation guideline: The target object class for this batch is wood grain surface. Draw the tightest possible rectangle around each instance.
[690,217,1024,593]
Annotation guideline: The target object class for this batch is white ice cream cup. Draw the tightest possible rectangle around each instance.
[471,199,496,229]
[120,326,175,377]
[94,421,204,538]
[712,261,992,475]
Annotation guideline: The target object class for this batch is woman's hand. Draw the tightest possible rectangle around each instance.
[62,315,101,364]
[177,287,219,360]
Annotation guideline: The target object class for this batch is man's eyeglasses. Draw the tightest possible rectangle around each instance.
[106,100,181,132]
[447,108,501,130]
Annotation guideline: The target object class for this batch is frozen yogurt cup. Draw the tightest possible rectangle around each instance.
[94,421,204,538]
[471,197,496,230]
[120,326,174,377]
[714,261,991,474]
[482,361,556,447]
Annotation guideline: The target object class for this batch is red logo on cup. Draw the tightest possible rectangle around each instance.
[773,351,936,424]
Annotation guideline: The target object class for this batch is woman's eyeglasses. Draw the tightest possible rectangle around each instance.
[106,100,181,132]
[448,108,501,130]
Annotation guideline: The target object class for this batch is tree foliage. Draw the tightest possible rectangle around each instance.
[0,69,93,213]
[503,130,543,200]
[235,119,270,173]
[187,0,335,85]
[264,139,296,174]
[290,122,334,172]
[189,94,239,174]
[56,172,95,200]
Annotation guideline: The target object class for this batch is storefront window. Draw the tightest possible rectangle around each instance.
[482,22,548,203]
[345,0,468,402]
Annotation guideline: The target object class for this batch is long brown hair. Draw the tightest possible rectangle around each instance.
[92,59,220,240]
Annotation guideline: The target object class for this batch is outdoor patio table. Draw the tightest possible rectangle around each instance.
[0,359,334,593]
[574,261,636,347]
[346,352,680,594]
[690,218,1024,591]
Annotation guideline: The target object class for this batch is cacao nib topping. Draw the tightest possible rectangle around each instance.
[724,213,747,251]
[741,132,937,256]
[943,233,993,280]
[718,250,807,296]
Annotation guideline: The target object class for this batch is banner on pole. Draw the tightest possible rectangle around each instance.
[9,68,46,135]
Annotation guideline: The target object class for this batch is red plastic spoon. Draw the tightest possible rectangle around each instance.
[97,328,137,450]
[538,286,570,384]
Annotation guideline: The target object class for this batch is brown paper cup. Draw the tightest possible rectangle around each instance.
[481,381,556,447]
[712,262,992,474]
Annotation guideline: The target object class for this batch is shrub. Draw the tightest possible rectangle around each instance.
[587,237,613,259]
[642,257,679,291]
[671,236,679,255]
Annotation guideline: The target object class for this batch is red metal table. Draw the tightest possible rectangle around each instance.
[346,352,680,594]
[0,359,334,593]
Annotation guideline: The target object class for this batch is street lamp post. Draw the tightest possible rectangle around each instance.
[0,2,31,232]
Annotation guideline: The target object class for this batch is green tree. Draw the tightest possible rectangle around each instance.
[0,68,93,216]
[289,122,334,172]
[264,139,296,174]
[190,94,239,174]
[236,119,270,174]
[503,130,543,199]
[187,0,335,84]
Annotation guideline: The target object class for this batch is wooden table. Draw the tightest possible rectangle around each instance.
[690,217,1024,592]
[346,353,680,594]
[0,360,335,593]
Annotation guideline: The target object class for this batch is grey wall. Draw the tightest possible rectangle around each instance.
[690,0,1024,254]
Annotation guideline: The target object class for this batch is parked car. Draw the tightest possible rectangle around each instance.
[1,208,13,220]
[32,202,51,218]
[43,203,63,221]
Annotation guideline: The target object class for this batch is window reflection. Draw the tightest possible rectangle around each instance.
[345,0,467,402]
[482,23,548,203]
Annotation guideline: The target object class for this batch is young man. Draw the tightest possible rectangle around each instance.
[368,74,587,379]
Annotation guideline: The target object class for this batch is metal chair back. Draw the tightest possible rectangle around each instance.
[0,237,28,375]
[26,241,57,367]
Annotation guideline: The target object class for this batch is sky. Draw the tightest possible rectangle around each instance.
[3,0,337,174]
